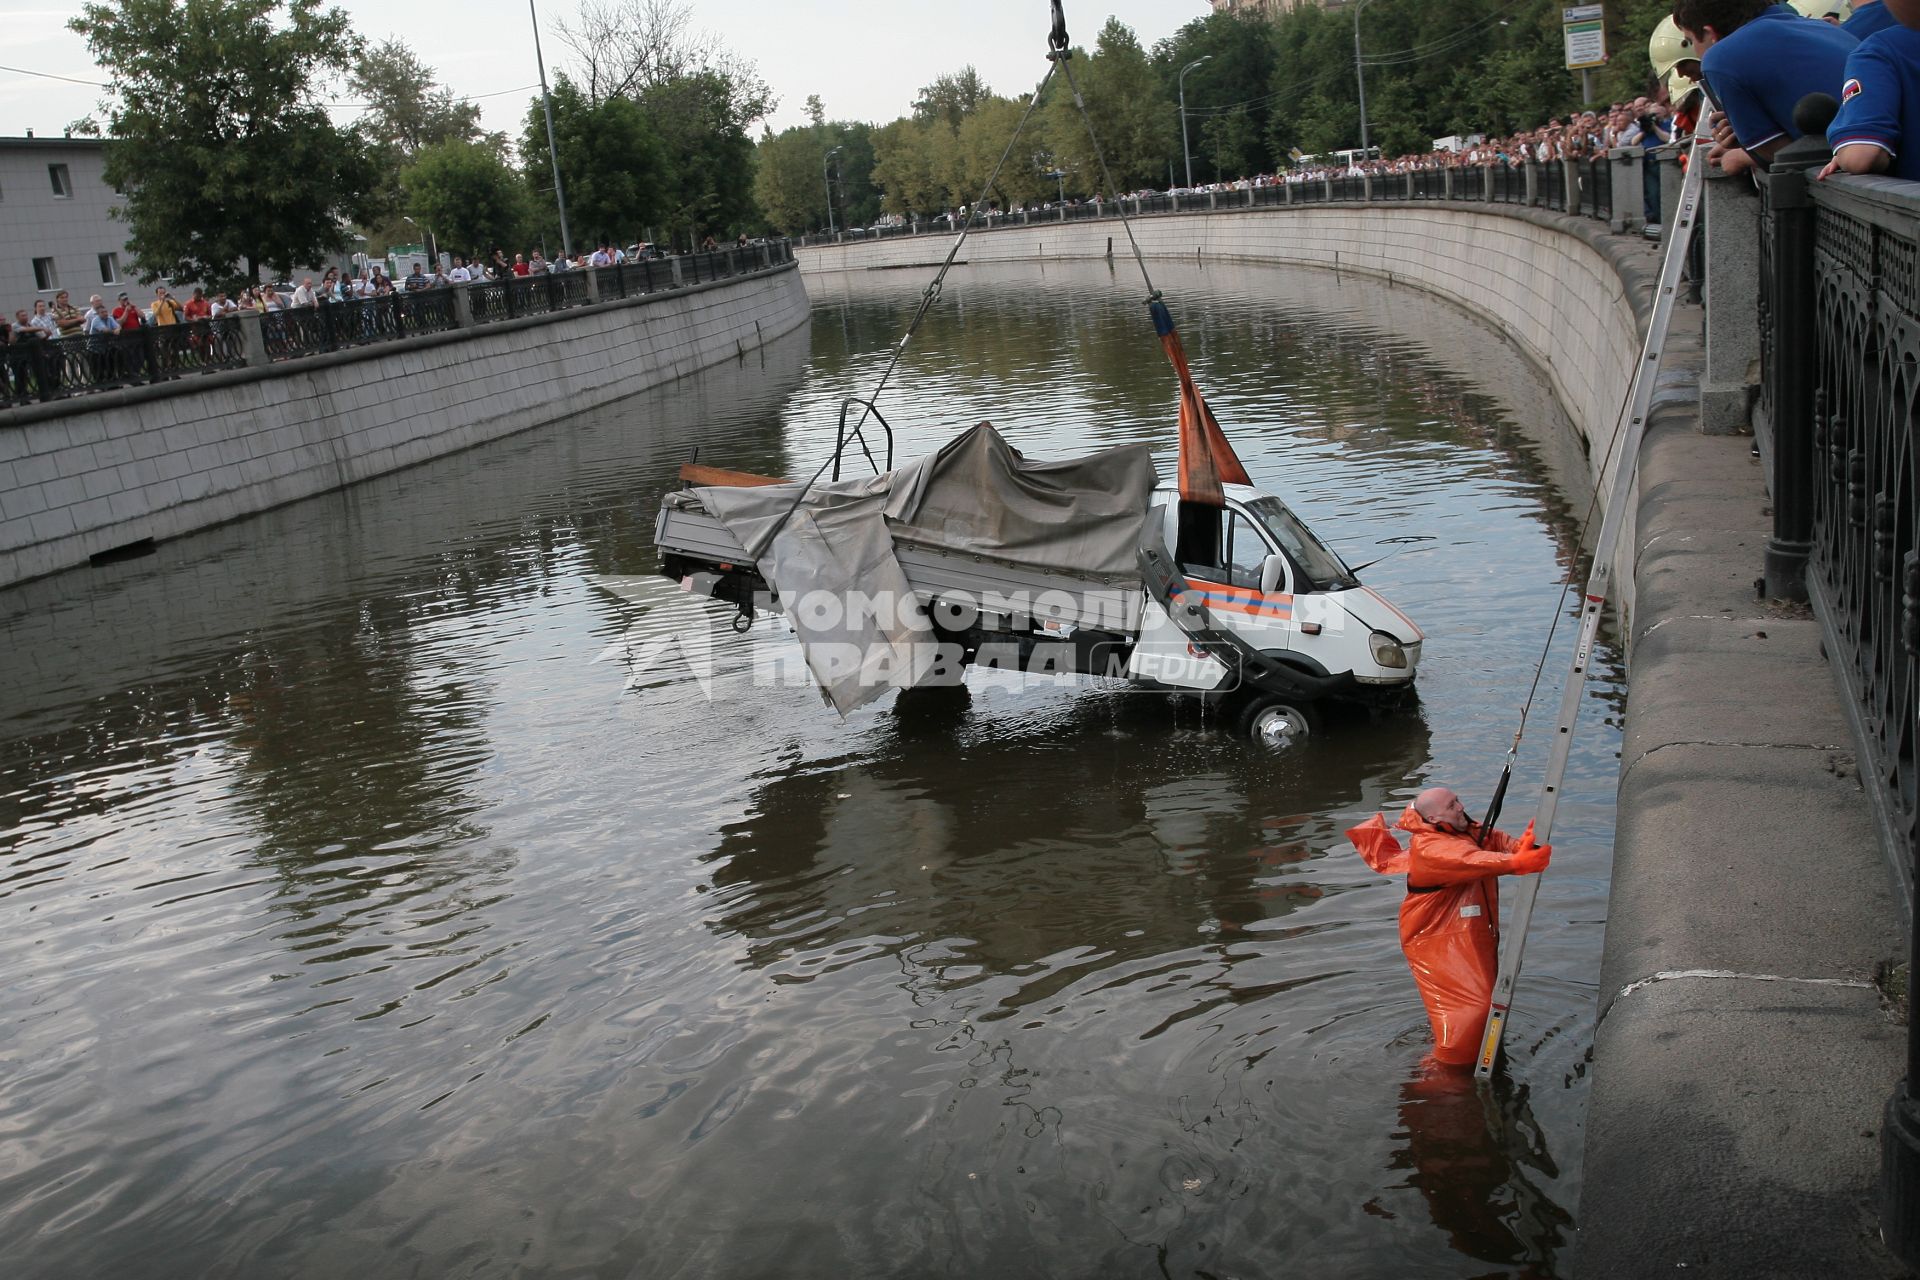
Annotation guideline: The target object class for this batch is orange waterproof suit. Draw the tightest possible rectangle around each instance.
[1348,805,1550,1065]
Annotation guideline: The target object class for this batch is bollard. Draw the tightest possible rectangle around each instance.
[1701,169,1764,435]
[1524,161,1539,206]
[450,284,474,329]
[1611,147,1640,234]
[238,310,269,368]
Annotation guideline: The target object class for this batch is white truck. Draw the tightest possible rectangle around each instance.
[653,423,1422,743]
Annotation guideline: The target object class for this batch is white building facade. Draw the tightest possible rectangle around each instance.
[0,136,139,311]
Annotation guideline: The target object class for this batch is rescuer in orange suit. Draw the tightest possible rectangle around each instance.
[1348,787,1552,1068]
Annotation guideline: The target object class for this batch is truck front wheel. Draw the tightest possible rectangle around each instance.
[1237,695,1317,747]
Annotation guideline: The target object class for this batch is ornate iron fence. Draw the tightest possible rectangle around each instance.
[4,317,248,403]
[1796,177,1920,910]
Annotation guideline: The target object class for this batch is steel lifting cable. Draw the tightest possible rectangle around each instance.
[736,18,1067,563]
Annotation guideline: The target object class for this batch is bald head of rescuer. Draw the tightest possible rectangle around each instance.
[1346,787,1553,1067]
[1412,786,1474,835]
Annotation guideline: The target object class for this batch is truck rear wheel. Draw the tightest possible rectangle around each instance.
[1237,695,1317,747]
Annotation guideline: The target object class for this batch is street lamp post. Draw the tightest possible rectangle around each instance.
[1353,0,1374,165]
[824,146,842,236]
[1179,56,1211,190]
[529,0,573,261]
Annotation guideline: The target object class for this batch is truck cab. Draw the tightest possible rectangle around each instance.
[1128,485,1423,738]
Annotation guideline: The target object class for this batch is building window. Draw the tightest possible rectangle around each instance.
[99,253,120,285]
[33,257,59,291]
[48,164,72,198]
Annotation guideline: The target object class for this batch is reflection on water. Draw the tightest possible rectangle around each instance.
[0,261,1618,1278]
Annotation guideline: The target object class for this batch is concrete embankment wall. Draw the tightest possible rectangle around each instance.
[0,263,811,589]
[801,209,1656,524]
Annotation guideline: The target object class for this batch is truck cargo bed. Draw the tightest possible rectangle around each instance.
[655,496,1144,633]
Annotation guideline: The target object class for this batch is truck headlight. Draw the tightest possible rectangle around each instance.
[1369,631,1408,669]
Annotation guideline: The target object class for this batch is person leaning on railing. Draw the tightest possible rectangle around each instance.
[1673,0,1858,177]
[1820,20,1920,180]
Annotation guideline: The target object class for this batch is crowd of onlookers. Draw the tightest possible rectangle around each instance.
[3,233,749,350]
[0,232,770,402]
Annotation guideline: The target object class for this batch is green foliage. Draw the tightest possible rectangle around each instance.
[868,117,947,217]
[348,37,493,248]
[913,67,991,130]
[552,0,774,246]
[772,0,1680,226]
[405,141,530,260]
[350,38,487,157]
[68,0,380,287]
[645,69,762,243]
[753,121,881,235]
[520,76,669,250]
[955,97,1049,210]
[1152,11,1281,180]
[1045,20,1178,194]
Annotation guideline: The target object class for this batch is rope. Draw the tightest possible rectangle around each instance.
[1493,302,1643,774]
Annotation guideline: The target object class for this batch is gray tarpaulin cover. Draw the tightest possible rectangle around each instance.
[687,422,1154,716]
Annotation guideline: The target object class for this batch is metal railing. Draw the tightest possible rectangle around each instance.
[1,241,796,411]
[2,317,248,405]
[1756,134,1920,1265]
[793,159,1646,253]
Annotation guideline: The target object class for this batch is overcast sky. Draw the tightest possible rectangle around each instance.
[4,1,1208,143]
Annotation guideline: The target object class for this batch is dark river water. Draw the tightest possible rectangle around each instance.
[0,260,1622,1279]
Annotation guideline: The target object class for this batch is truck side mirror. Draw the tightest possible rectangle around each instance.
[1260,554,1288,596]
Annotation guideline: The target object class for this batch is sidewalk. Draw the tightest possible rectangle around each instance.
[1574,303,1912,1276]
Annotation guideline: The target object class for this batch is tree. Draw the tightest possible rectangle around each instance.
[1153,11,1281,179]
[347,37,495,250]
[349,38,486,157]
[555,0,773,245]
[520,76,669,249]
[870,117,948,217]
[913,67,991,131]
[68,0,380,287]
[954,96,1049,210]
[1043,19,1176,194]
[752,127,828,233]
[645,68,763,243]
[405,141,530,261]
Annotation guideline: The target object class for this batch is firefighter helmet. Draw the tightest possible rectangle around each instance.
[1649,16,1697,79]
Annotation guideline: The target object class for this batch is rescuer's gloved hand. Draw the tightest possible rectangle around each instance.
[1510,843,1552,875]
[1508,822,1552,875]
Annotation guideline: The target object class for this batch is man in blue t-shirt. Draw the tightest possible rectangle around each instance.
[1844,0,1901,36]
[1673,0,1858,175]
[1823,24,1920,180]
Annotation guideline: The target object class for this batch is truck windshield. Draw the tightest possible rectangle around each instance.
[1244,496,1358,591]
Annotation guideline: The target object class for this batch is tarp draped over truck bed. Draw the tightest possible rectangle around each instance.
[679,422,1155,716]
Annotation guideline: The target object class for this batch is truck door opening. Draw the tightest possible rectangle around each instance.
[1175,501,1278,591]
